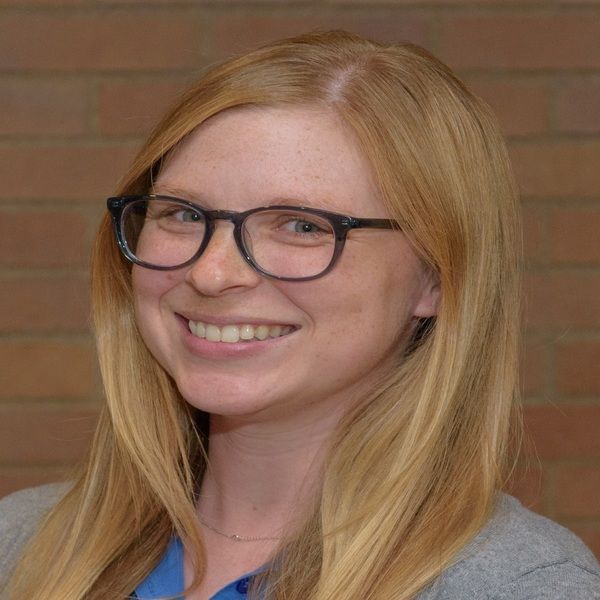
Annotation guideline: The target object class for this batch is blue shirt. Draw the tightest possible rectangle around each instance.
[133,537,261,599]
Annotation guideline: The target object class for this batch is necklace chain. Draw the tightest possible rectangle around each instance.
[198,517,281,543]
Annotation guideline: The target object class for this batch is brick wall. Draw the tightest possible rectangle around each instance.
[1,0,599,558]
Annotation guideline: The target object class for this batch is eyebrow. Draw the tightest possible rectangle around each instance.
[151,185,207,204]
[150,185,350,213]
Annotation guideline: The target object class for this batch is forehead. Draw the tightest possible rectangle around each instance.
[155,105,389,218]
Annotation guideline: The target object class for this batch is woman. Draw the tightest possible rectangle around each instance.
[2,30,599,600]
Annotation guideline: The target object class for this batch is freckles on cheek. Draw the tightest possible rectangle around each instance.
[131,267,175,299]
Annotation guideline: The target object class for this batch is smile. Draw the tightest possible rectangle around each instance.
[188,319,295,344]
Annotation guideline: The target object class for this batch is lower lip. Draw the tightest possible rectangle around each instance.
[176,315,296,359]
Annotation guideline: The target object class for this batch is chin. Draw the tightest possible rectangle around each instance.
[173,376,273,418]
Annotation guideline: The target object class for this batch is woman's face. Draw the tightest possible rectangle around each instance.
[132,106,439,423]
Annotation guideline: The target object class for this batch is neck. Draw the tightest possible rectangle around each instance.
[197,402,347,539]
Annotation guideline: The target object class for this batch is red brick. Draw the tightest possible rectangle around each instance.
[555,78,600,134]
[510,141,600,199]
[525,271,600,329]
[98,78,188,136]
[0,404,98,463]
[330,0,549,4]
[550,208,600,265]
[206,12,430,56]
[521,336,546,397]
[504,463,545,514]
[0,340,98,399]
[556,340,600,395]
[98,0,305,3]
[523,405,600,460]
[0,143,137,200]
[0,79,88,136]
[0,0,83,4]
[568,524,600,560]
[0,210,88,266]
[522,205,546,266]
[555,464,600,519]
[0,277,90,333]
[0,13,200,71]
[464,77,549,136]
[438,16,600,70]
[0,467,68,500]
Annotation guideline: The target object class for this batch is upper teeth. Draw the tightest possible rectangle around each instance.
[188,320,293,343]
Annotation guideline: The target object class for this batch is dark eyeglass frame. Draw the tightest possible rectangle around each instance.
[107,194,398,282]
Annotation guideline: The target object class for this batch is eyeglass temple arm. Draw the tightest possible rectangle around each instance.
[347,218,397,230]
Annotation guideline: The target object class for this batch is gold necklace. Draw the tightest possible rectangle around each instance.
[198,517,281,543]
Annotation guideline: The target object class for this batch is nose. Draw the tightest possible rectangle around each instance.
[184,222,262,296]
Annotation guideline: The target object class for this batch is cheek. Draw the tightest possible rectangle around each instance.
[130,268,181,347]
[325,246,425,342]
[131,267,177,307]
[131,268,159,332]
[130,268,183,375]
[281,266,409,345]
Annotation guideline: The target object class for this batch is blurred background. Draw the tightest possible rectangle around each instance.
[0,0,598,558]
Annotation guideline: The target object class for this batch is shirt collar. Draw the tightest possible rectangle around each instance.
[134,537,267,599]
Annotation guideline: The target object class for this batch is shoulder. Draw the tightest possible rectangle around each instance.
[0,483,68,590]
[419,494,600,599]
[0,482,67,537]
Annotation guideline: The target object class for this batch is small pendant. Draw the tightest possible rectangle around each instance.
[231,534,243,542]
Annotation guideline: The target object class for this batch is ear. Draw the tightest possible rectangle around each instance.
[413,268,440,318]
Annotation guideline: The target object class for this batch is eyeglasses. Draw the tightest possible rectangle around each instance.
[107,194,397,282]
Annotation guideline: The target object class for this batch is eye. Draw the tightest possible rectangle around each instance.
[280,217,328,235]
[153,206,201,223]
[173,208,201,223]
[245,210,334,246]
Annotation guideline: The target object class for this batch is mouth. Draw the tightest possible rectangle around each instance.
[187,318,296,344]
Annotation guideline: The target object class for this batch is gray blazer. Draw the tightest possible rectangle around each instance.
[1,484,599,598]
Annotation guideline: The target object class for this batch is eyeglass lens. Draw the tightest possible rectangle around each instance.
[121,198,337,279]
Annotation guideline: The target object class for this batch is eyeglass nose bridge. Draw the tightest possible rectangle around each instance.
[191,208,256,271]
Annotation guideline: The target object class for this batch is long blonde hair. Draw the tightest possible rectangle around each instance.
[8,30,522,600]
